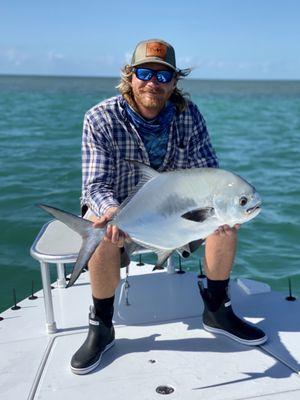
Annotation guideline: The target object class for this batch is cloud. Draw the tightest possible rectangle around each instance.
[0,47,28,68]
[0,46,67,74]
[47,51,64,62]
[237,60,272,75]
[1,44,297,79]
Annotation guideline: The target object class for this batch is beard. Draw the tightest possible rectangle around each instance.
[134,88,169,111]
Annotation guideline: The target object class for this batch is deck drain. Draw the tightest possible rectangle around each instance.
[156,385,174,395]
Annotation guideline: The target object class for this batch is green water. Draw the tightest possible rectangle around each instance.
[1,75,300,313]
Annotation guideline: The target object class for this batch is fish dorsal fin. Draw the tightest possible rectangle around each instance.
[181,207,214,222]
[118,161,159,212]
[125,160,159,181]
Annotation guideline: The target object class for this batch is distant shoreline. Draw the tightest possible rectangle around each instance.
[0,73,299,83]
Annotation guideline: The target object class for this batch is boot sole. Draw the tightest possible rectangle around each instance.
[203,323,268,346]
[70,340,115,375]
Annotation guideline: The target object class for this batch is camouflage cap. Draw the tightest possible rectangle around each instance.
[131,39,176,71]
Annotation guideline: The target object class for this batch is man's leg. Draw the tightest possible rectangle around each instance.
[89,240,121,299]
[70,235,121,375]
[204,227,236,280]
[200,227,267,345]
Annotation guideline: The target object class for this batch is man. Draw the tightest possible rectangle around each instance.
[71,39,267,375]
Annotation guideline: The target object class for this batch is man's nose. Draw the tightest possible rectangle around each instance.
[147,75,160,85]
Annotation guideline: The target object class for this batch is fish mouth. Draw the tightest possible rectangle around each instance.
[246,203,262,215]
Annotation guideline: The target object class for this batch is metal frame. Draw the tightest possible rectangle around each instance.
[30,220,79,333]
[30,220,165,334]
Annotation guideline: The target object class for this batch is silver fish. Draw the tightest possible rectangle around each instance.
[38,162,261,287]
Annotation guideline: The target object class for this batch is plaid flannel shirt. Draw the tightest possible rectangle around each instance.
[81,95,219,217]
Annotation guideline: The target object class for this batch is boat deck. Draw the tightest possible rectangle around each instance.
[1,263,300,400]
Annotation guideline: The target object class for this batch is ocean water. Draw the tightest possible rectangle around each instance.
[0,75,300,313]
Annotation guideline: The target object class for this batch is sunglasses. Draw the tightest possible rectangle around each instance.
[133,67,175,83]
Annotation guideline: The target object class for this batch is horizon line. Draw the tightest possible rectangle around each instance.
[1,72,300,82]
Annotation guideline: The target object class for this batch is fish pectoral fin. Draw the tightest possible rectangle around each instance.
[181,207,214,222]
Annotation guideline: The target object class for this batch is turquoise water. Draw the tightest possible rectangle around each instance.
[1,75,300,313]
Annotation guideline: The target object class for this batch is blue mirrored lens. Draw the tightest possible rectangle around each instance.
[136,69,153,81]
[134,68,174,83]
[156,71,173,83]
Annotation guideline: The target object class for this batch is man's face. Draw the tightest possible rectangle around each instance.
[130,63,176,117]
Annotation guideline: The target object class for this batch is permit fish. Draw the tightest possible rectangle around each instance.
[38,162,262,287]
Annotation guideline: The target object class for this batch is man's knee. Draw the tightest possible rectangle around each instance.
[89,240,121,270]
[208,228,238,242]
[205,229,238,259]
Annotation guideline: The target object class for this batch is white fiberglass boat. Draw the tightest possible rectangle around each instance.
[1,219,300,399]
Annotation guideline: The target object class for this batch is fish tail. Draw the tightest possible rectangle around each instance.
[38,204,104,287]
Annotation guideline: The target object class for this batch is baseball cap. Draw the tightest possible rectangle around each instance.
[131,39,177,71]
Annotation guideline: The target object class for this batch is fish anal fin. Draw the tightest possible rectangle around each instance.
[181,207,214,222]
[154,249,174,270]
[124,242,143,258]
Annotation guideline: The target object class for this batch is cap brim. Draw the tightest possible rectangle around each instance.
[131,57,177,71]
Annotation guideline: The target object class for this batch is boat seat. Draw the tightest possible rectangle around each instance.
[30,219,152,334]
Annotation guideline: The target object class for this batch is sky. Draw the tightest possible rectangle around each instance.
[1,0,300,80]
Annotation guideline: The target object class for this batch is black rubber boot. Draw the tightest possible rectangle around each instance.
[199,281,267,346]
[71,306,115,375]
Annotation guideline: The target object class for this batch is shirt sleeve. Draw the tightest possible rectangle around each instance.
[187,105,219,168]
[81,113,120,217]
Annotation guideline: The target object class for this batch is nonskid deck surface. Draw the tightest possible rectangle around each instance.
[1,263,300,400]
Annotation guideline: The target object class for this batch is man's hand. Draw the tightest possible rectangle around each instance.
[214,224,240,236]
[92,207,129,247]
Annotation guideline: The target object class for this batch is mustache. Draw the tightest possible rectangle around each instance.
[141,89,164,95]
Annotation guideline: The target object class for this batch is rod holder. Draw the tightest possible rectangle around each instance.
[286,278,296,301]
[11,289,21,310]
[137,254,144,266]
[176,255,185,274]
[28,280,38,300]
[198,259,206,279]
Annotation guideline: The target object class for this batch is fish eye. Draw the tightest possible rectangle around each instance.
[239,196,248,207]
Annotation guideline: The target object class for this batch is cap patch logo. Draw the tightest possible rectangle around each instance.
[146,42,167,60]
